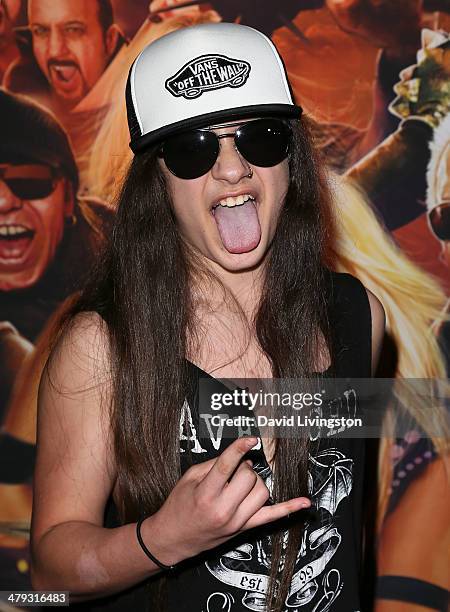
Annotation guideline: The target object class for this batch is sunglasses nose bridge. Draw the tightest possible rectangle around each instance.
[0,178,23,210]
[216,131,238,151]
[217,133,240,162]
[211,133,252,182]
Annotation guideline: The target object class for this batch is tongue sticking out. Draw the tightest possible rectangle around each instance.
[213,200,261,254]
[52,65,77,83]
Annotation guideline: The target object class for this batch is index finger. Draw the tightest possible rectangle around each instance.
[201,437,258,496]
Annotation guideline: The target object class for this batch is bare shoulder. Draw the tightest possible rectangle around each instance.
[45,310,111,382]
[33,311,115,546]
[40,309,113,419]
[365,287,386,375]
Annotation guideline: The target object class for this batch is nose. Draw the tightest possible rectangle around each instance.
[48,27,69,58]
[210,136,252,184]
[0,180,23,214]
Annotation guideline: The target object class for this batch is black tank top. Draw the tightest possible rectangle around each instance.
[74,271,372,612]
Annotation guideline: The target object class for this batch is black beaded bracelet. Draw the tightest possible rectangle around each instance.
[136,517,176,571]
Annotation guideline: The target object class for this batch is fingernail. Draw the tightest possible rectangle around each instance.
[244,436,258,447]
[300,499,311,509]
[245,459,253,467]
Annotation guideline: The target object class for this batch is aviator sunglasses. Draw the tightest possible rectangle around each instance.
[158,118,291,180]
[428,201,450,241]
[0,164,60,200]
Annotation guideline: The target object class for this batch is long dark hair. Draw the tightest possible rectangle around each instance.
[44,116,336,611]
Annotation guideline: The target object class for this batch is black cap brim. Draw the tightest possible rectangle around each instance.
[129,103,302,153]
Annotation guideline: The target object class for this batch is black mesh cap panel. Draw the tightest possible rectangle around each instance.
[125,65,142,143]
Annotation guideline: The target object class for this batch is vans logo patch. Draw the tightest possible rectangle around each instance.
[165,54,251,100]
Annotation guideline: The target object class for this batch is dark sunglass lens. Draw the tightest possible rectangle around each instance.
[429,204,450,241]
[6,178,55,200]
[162,130,219,179]
[236,119,290,167]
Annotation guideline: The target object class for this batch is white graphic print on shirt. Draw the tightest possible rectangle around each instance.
[179,401,354,611]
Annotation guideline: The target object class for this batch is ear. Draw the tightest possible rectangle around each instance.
[62,178,75,217]
[105,24,121,59]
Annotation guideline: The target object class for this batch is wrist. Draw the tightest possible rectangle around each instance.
[138,514,188,568]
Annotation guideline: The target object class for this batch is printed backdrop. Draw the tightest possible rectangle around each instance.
[0,1,449,610]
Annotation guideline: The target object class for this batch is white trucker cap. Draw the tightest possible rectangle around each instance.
[126,22,302,153]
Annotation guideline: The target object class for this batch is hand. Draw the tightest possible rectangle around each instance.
[389,29,450,127]
[326,0,423,53]
[142,437,311,566]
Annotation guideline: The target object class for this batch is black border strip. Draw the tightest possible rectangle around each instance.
[377,576,449,611]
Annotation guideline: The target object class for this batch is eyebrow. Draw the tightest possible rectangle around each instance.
[63,21,86,27]
[29,20,86,27]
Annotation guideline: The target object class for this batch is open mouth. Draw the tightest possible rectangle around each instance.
[49,61,80,88]
[0,224,35,261]
[211,193,256,212]
[211,194,261,254]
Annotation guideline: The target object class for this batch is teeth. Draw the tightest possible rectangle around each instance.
[0,224,30,237]
[215,194,254,209]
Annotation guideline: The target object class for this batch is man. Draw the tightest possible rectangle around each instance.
[0,87,113,471]
[0,88,113,592]
[27,0,122,109]
[0,88,111,341]
[5,0,124,112]
[0,85,113,428]
[3,0,126,129]
[0,85,112,484]
[3,1,126,193]
[0,128,75,295]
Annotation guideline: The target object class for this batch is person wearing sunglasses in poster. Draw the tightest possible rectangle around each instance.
[0,88,113,593]
[372,105,450,607]
[30,22,385,612]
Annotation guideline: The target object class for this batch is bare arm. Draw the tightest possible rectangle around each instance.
[31,312,310,603]
[30,312,166,601]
